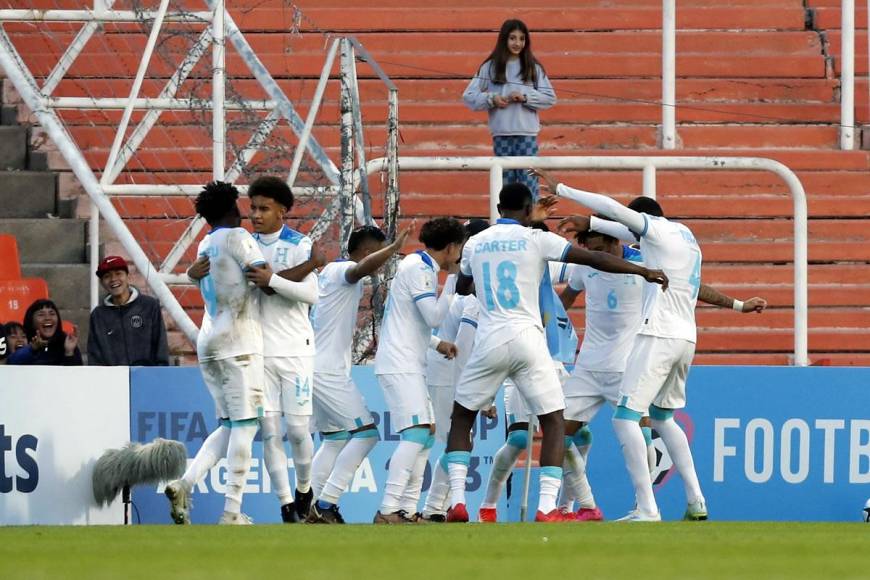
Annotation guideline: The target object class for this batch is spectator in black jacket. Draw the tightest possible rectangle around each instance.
[7,299,83,366]
[88,256,169,366]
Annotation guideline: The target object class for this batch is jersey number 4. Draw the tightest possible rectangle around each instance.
[482,260,520,311]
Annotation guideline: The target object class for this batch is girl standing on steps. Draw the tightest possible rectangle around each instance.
[463,19,556,199]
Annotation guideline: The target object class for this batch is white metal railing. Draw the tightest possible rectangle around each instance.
[363,155,810,367]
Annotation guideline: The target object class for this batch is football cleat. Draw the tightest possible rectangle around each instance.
[478,507,498,523]
[419,513,446,523]
[615,509,661,522]
[164,480,191,525]
[281,502,301,523]
[446,503,469,523]
[684,499,708,521]
[295,488,314,520]
[307,502,345,524]
[535,509,568,522]
[575,507,605,522]
[218,511,253,525]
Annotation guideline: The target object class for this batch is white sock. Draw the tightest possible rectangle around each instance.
[537,466,563,514]
[652,418,704,503]
[481,442,522,509]
[399,442,432,513]
[447,453,470,509]
[311,435,349,499]
[380,440,424,513]
[422,456,450,516]
[259,414,292,505]
[320,433,377,505]
[647,442,657,475]
[613,417,658,515]
[182,424,230,489]
[223,423,258,514]
[286,421,314,494]
[563,445,596,509]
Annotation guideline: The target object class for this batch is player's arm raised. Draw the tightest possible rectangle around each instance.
[698,283,767,314]
[564,245,668,291]
[532,168,648,238]
[345,223,413,284]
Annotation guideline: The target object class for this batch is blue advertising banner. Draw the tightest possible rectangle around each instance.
[130,366,507,524]
[131,366,870,523]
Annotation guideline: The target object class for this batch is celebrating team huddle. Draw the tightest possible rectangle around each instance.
[164,173,766,525]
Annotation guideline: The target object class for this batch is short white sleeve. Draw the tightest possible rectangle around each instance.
[460,293,479,326]
[460,242,473,276]
[567,265,586,292]
[531,229,572,262]
[298,235,313,260]
[408,260,437,301]
[334,260,357,286]
[228,228,266,269]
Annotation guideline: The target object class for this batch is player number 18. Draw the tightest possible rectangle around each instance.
[482,260,520,311]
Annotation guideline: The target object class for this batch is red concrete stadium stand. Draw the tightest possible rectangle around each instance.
[5,0,870,364]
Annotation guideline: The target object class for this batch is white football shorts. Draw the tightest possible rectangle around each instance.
[312,372,374,433]
[617,334,695,414]
[455,326,564,418]
[377,372,434,433]
[200,353,265,421]
[562,369,623,423]
[264,355,314,417]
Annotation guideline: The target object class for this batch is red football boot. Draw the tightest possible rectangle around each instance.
[575,507,604,522]
[535,509,567,522]
[478,507,497,523]
[446,503,469,523]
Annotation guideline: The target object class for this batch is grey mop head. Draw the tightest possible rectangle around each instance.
[92,438,187,506]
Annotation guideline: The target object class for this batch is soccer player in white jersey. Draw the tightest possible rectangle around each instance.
[535,169,761,521]
[556,225,766,521]
[373,218,466,524]
[444,183,668,523]
[306,223,412,524]
[420,219,490,523]
[476,221,579,523]
[242,176,323,522]
[164,181,269,525]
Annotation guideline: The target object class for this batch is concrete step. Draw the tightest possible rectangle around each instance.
[20,263,90,312]
[0,218,87,263]
[0,172,58,218]
[0,126,27,170]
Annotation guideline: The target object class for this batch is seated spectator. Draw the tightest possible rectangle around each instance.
[88,256,169,366]
[0,321,28,364]
[8,299,82,366]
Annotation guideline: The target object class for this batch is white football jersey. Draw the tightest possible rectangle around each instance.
[460,219,571,356]
[426,294,466,386]
[375,251,441,375]
[637,216,702,343]
[312,260,364,378]
[549,261,575,286]
[254,225,316,358]
[568,246,644,373]
[196,227,265,361]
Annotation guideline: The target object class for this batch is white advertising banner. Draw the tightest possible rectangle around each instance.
[0,366,130,525]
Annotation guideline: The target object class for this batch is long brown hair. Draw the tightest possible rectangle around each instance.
[480,19,542,87]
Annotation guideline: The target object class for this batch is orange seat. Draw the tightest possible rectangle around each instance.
[0,278,49,323]
[0,235,22,280]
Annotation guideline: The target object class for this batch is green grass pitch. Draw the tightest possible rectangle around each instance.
[0,523,865,580]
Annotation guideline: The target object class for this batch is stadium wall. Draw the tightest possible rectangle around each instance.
[2,366,870,524]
